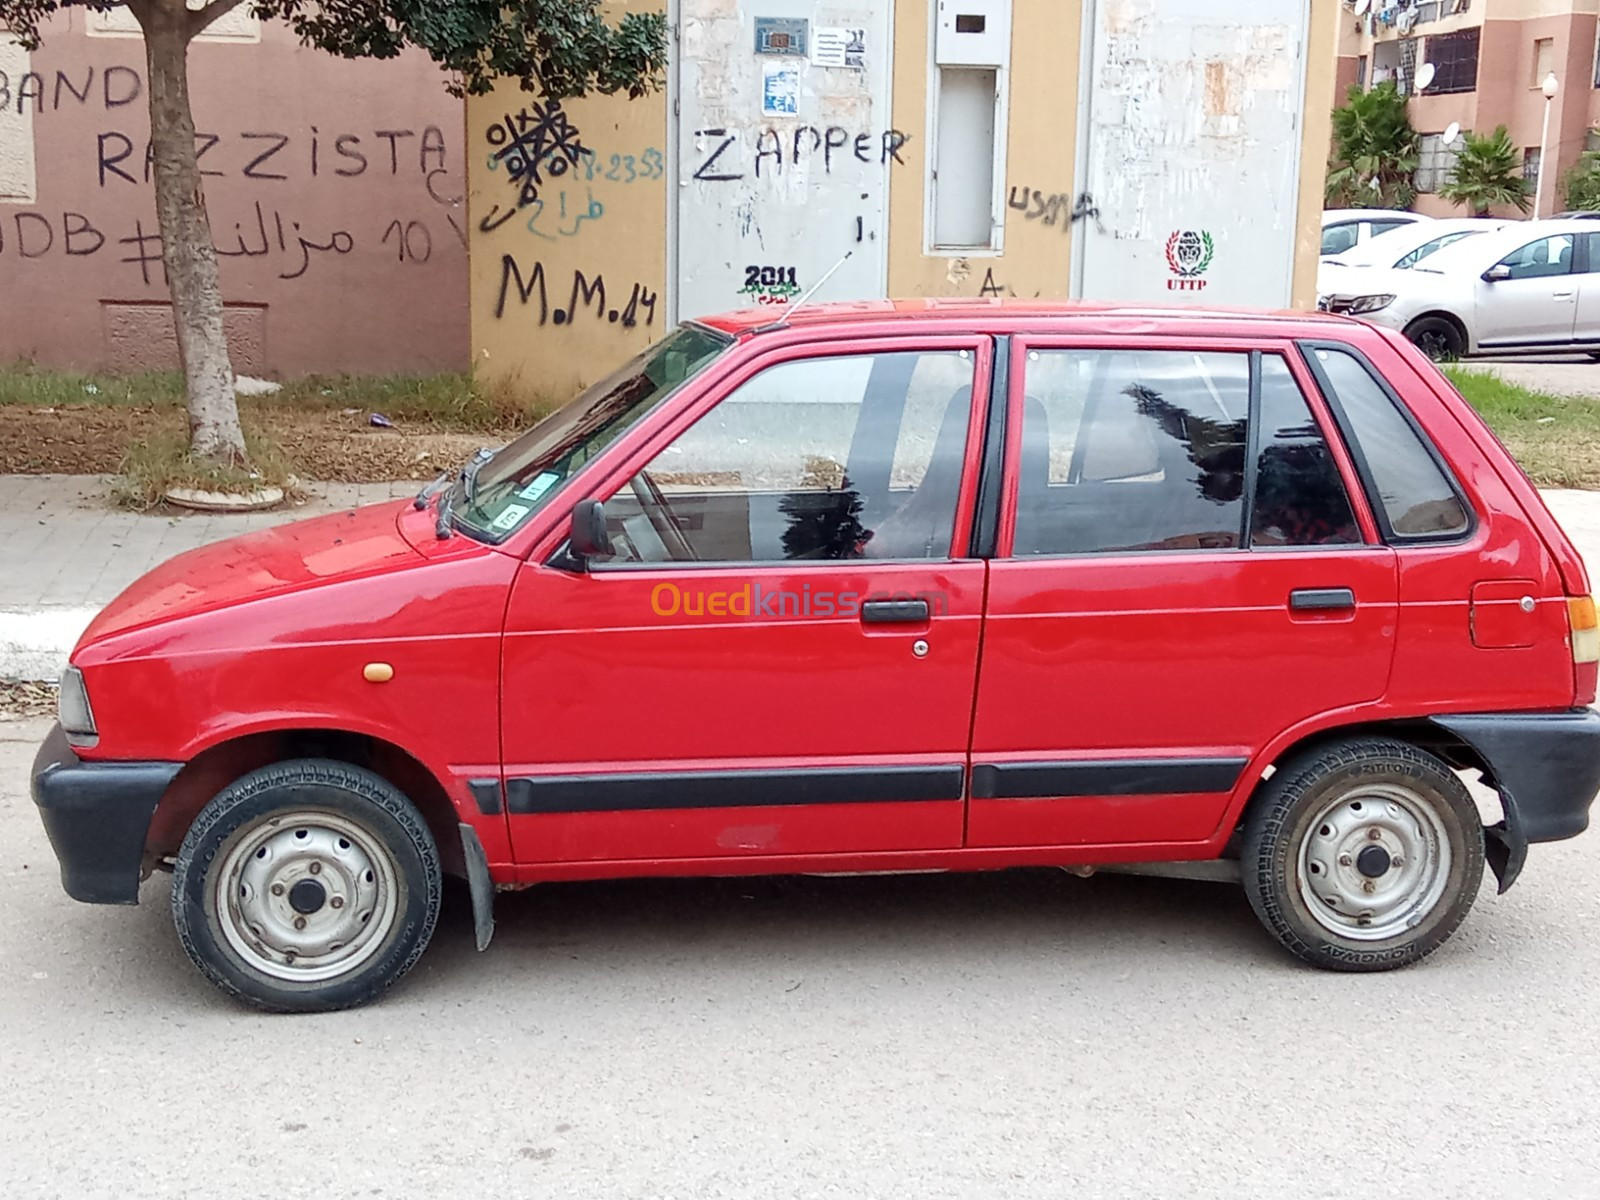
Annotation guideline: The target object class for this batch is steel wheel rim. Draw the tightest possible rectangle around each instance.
[1297,783,1452,942]
[1417,331,1453,362]
[215,809,400,983]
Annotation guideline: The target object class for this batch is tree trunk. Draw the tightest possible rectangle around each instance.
[139,1,244,463]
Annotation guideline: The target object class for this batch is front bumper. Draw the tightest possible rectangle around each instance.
[31,723,182,905]
[1431,709,1600,891]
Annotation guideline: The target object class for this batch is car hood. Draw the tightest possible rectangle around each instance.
[79,501,424,645]
[1320,264,1446,300]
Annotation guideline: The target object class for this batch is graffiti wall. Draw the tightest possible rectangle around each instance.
[0,10,467,376]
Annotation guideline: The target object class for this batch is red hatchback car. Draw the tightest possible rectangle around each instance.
[31,301,1600,1011]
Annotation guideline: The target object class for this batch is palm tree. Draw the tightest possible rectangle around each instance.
[1326,83,1421,209]
[1439,126,1533,216]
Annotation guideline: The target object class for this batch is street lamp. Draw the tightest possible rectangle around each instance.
[1538,71,1559,218]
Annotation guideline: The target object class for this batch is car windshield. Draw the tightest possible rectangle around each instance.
[453,324,731,542]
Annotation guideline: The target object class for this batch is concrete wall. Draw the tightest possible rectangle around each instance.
[0,9,468,377]
[468,0,1336,398]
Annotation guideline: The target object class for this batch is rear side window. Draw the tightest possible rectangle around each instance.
[1252,357,1360,546]
[1307,346,1470,539]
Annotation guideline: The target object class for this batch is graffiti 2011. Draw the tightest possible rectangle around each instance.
[739,264,801,305]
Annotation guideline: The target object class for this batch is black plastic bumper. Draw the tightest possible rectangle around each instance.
[1431,709,1600,891]
[30,723,182,905]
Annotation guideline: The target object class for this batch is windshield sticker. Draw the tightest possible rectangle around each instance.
[518,471,562,502]
[490,503,531,531]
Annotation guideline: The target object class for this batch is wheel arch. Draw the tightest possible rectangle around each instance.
[1402,310,1471,354]
[145,727,468,879]
[1230,717,1512,883]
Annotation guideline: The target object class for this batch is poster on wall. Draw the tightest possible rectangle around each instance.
[761,60,801,115]
[811,27,866,69]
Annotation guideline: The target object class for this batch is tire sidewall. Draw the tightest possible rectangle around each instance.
[1248,747,1484,970]
[173,762,440,1013]
[1406,318,1464,362]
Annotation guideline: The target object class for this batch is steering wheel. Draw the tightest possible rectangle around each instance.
[629,471,698,561]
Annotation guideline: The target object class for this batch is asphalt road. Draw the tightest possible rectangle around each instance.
[4,723,1600,1198]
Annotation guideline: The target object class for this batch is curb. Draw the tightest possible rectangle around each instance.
[0,608,97,682]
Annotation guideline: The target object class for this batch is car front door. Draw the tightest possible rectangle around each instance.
[1475,232,1579,349]
[499,337,992,869]
[966,339,1398,851]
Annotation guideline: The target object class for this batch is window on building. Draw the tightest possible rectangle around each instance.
[1357,55,1368,90]
[1524,146,1543,195]
[1426,28,1479,94]
[1534,38,1555,88]
[1397,36,1418,95]
[1416,132,1466,193]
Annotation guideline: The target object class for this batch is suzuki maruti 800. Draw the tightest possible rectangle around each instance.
[31,301,1600,1011]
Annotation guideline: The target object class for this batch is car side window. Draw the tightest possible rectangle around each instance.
[1582,232,1600,272]
[1251,356,1361,547]
[1012,349,1248,556]
[1496,234,1574,280]
[1322,223,1359,256]
[1307,346,1470,539]
[1368,219,1405,239]
[598,351,975,564]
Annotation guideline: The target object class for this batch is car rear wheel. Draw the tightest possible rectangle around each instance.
[172,759,441,1013]
[1404,316,1465,362]
[1241,738,1484,971]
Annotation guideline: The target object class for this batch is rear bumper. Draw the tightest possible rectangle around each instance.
[30,723,182,905]
[1431,709,1600,891]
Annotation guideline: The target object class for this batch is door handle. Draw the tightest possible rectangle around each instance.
[1555,291,1575,299]
[1290,587,1356,612]
[861,599,929,624]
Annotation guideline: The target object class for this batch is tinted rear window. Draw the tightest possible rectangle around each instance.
[1308,347,1470,539]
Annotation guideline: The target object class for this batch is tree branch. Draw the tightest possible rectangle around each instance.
[189,0,252,37]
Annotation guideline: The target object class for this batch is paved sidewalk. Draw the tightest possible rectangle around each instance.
[1,475,418,679]
[4,475,1600,680]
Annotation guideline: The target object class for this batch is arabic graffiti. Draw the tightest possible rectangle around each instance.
[492,253,659,330]
[0,207,445,285]
[1006,187,1101,231]
[739,264,801,305]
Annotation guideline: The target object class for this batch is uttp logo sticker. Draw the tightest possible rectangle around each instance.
[1165,229,1214,292]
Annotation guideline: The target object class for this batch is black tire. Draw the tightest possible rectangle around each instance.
[172,759,441,1013]
[1404,316,1465,362]
[1241,738,1484,972]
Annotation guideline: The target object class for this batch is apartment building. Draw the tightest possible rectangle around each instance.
[1336,0,1600,215]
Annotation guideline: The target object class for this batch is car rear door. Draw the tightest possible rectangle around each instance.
[499,336,992,869]
[966,337,1398,851]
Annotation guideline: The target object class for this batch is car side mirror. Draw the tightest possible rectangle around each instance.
[567,499,612,568]
[1483,264,1513,283]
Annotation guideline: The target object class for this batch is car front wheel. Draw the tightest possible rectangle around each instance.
[171,759,441,1013]
[1241,738,1484,971]
[1404,316,1465,362]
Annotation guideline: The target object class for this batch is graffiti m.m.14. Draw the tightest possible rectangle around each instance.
[494,253,659,330]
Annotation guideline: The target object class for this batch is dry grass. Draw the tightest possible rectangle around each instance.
[1445,367,1600,489]
[111,427,305,511]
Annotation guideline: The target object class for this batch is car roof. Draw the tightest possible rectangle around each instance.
[1322,208,1429,224]
[1327,217,1505,265]
[694,298,1366,340]
[1416,217,1599,271]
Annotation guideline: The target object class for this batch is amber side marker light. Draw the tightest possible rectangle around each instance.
[1568,596,1599,664]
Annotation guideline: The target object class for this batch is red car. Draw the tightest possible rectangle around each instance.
[31,301,1600,1012]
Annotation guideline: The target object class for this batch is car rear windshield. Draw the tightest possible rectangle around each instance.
[454,324,731,542]
[1304,345,1471,540]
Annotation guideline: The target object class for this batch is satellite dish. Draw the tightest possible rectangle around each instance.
[1443,121,1461,146]
[1354,0,1371,15]
[1415,62,1436,91]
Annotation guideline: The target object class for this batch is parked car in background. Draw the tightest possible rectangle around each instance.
[1319,219,1509,309]
[1318,218,1600,359]
[30,302,1600,1011]
[1551,211,1600,220]
[1321,208,1431,257]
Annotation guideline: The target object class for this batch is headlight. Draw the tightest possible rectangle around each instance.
[1347,293,1395,315]
[58,666,97,739]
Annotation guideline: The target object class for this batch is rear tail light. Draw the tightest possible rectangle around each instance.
[1568,596,1598,704]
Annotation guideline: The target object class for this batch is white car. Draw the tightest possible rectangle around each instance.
[1318,218,1600,360]
[1320,208,1431,257]
[1318,218,1509,301]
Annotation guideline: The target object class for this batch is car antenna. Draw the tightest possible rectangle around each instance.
[753,250,853,333]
